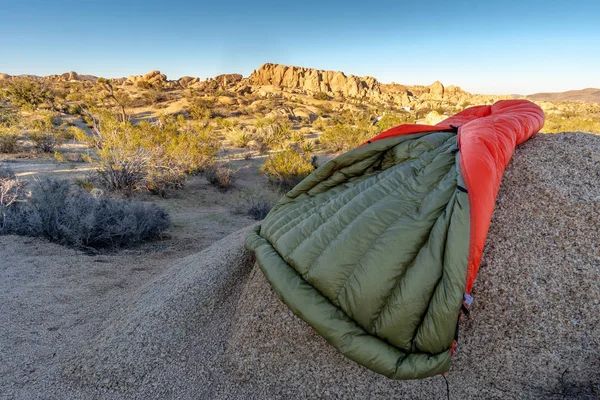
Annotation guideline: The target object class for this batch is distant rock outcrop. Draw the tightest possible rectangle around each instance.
[248,63,473,107]
[249,63,381,99]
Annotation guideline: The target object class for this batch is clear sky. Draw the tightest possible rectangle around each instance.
[1,0,599,94]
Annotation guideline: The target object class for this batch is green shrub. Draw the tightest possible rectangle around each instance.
[254,116,276,129]
[1,177,170,248]
[0,106,20,126]
[254,122,293,150]
[261,148,316,191]
[4,78,55,110]
[189,104,213,121]
[77,111,219,196]
[320,123,377,152]
[226,128,252,148]
[26,113,65,152]
[376,112,411,132]
[0,126,20,153]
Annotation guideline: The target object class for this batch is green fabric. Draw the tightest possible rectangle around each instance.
[246,131,470,379]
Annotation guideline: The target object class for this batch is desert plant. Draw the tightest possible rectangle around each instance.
[261,148,315,191]
[1,177,170,248]
[0,106,20,126]
[320,120,378,152]
[96,78,131,122]
[226,128,252,148]
[188,104,213,121]
[254,122,293,150]
[233,187,280,220]
[215,117,240,129]
[3,78,55,110]
[254,116,276,129]
[204,163,236,191]
[77,110,219,196]
[26,113,65,152]
[0,125,20,153]
[0,166,27,233]
[376,112,411,132]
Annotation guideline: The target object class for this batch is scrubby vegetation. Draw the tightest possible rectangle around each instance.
[261,148,316,190]
[541,103,600,133]
[0,169,170,248]
[205,163,236,191]
[234,187,280,220]
[77,111,219,196]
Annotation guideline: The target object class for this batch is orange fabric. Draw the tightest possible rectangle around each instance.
[364,100,545,293]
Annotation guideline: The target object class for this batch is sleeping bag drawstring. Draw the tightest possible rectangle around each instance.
[442,374,450,400]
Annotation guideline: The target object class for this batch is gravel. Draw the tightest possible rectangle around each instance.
[1,132,598,399]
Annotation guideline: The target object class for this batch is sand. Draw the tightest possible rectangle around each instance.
[1,132,599,399]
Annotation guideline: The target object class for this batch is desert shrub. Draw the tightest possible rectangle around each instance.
[254,121,293,150]
[0,106,20,126]
[3,78,55,110]
[226,128,252,148]
[261,148,315,191]
[215,117,240,129]
[376,112,411,132]
[189,104,213,121]
[0,126,20,153]
[311,117,329,132]
[254,116,276,129]
[542,108,600,134]
[0,166,28,232]
[291,130,306,143]
[1,177,170,248]
[136,80,153,90]
[204,164,236,191]
[78,111,218,196]
[313,91,329,101]
[26,113,65,152]
[141,89,166,106]
[320,123,377,152]
[233,187,280,220]
[66,103,83,115]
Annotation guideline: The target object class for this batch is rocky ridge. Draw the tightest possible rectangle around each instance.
[0,63,510,107]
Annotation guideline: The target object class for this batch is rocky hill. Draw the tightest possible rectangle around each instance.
[527,88,600,103]
[0,63,511,108]
[248,63,475,106]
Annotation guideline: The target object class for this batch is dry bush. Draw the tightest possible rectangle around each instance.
[0,166,27,233]
[204,164,236,191]
[1,177,170,249]
[78,111,219,196]
[261,148,316,191]
[0,126,20,153]
[233,187,280,220]
[25,112,65,152]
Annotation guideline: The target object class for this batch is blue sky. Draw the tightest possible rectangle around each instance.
[1,0,599,94]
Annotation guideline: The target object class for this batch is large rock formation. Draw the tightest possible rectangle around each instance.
[248,63,474,107]
[249,63,381,98]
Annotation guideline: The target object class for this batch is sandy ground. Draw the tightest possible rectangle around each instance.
[1,132,599,399]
